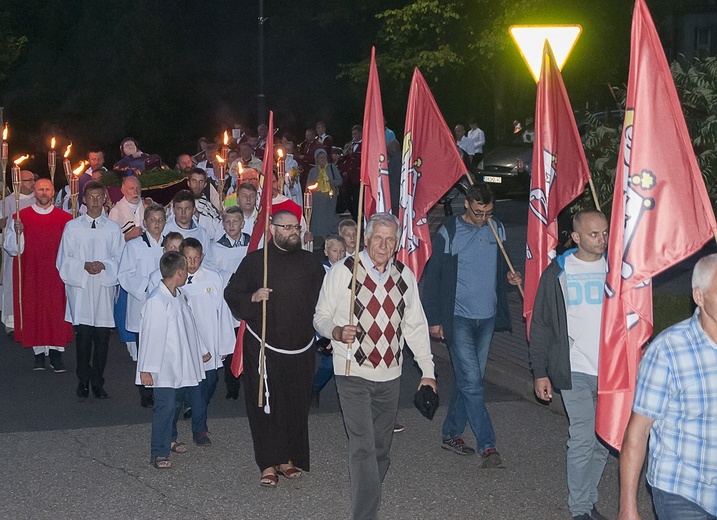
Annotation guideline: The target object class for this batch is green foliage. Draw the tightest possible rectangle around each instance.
[337,0,464,85]
[100,169,185,189]
[0,35,28,83]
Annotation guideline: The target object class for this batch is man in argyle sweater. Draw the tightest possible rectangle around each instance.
[314,212,436,520]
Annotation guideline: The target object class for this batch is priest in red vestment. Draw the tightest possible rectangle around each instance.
[4,178,74,371]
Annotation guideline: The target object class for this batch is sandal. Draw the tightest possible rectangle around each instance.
[260,470,278,488]
[151,456,172,469]
[170,442,187,454]
[276,464,303,479]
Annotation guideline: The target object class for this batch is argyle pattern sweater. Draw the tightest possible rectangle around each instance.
[313,254,435,383]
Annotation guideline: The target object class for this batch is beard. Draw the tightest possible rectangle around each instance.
[275,233,301,252]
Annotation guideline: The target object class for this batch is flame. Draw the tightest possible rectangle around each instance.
[277,149,284,158]
[223,131,229,145]
[63,143,72,158]
[2,124,8,141]
[238,163,243,174]
[50,137,56,149]
[73,160,87,175]
[307,183,319,191]
[14,155,29,166]
[215,154,225,164]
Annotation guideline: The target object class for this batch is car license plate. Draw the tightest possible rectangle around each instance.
[483,176,502,183]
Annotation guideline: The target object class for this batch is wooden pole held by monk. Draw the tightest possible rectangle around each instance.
[346,182,366,376]
[257,206,272,409]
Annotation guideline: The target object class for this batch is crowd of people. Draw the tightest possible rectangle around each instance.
[1,116,715,520]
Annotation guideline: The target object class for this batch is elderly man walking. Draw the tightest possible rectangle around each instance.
[314,212,436,520]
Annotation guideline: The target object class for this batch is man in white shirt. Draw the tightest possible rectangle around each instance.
[57,181,124,399]
[530,210,610,520]
[467,120,485,163]
[109,175,144,242]
[164,190,214,268]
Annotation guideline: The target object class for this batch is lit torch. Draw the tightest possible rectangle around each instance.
[1,124,8,178]
[215,154,226,205]
[12,154,29,330]
[48,137,57,185]
[62,143,73,184]
[221,131,230,163]
[277,148,286,195]
[304,182,318,252]
[70,160,86,219]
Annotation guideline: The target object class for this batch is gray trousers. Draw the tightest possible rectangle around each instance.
[335,375,401,520]
[561,372,609,516]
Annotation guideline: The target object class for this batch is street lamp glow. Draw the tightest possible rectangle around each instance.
[509,25,582,82]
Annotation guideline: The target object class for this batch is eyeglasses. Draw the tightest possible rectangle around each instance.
[468,206,494,219]
[273,223,301,231]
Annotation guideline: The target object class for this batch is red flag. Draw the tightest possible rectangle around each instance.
[361,47,390,217]
[596,0,717,450]
[397,68,467,280]
[523,41,592,339]
[232,111,275,377]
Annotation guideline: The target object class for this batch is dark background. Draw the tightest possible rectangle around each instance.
[0,0,677,175]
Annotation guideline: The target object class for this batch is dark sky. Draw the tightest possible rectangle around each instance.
[0,0,678,174]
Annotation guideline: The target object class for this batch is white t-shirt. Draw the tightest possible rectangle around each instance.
[564,254,606,376]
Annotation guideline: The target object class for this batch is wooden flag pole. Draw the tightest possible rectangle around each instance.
[464,172,524,298]
[14,195,22,329]
[257,205,272,408]
[588,178,601,211]
[346,183,366,376]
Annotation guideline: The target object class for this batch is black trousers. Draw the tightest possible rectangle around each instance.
[74,325,110,386]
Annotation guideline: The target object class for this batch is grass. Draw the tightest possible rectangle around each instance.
[652,293,694,336]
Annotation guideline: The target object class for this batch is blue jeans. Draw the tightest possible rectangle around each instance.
[653,488,717,520]
[313,354,334,393]
[561,372,609,516]
[442,315,496,453]
[194,369,218,436]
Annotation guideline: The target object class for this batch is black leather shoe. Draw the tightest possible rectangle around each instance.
[92,386,108,399]
[76,381,89,398]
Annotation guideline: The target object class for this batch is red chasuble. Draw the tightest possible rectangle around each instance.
[13,206,74,347]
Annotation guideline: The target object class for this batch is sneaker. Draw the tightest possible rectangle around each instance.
[33,353,46,371]
[441,436,476,456]
[393,423,406,433]
[480,448,503,468]
[194,432,212,446]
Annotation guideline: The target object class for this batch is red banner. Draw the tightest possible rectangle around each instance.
[596,0,717,450]
[232,111,275,377]
[361,47,390,217]
[396,68,467,281]
[523,41,591,339]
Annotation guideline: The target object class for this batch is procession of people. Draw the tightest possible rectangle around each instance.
[0,115,715,520]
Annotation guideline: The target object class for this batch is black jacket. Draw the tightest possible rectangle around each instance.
[422,215,512,348]
[528,249,575,391]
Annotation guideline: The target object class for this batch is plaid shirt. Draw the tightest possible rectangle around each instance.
[633,309,717,515]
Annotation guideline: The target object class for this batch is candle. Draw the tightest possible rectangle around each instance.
[70,160,85,219]
[62,143,73,181]
[277,148,285,193]
[221,131,230,162]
